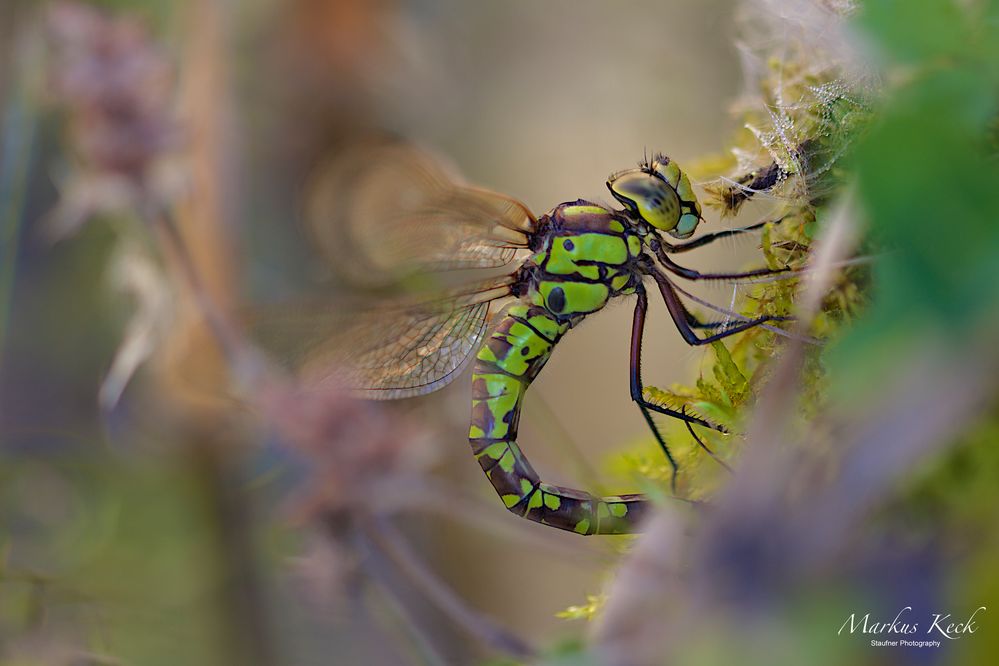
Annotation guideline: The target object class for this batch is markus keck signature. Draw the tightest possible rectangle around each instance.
[838,606,986,647]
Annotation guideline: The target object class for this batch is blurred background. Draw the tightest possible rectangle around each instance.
[0,1,754,663]
[2,0,999,665]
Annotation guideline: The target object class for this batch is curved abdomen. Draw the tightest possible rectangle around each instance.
[468,302,647,535]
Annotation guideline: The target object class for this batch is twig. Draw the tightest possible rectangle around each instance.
[354,555,448,666]
[192,440,277,666]
[150,204,259,375]
[0,27,40,363]
[358,515,536,660]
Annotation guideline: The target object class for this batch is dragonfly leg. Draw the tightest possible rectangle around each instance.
[629,288,725,429]
[682,406,733,474]
[654,242,795,281]
[685,310,731,330]
[683,298,793,330]
[657,218,779,253]
[628,289,726,490]
[651,269,786,346]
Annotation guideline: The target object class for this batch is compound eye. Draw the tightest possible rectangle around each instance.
[670,213,700,239]
[606,171,681,232]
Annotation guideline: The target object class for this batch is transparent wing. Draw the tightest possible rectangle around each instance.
[306,139,537,288]
[250,276,516,400]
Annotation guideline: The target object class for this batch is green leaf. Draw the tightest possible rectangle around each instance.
[710,341,749,405]
[857,0,970,64]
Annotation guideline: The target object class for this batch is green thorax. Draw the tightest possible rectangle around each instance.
[522,200,644,320]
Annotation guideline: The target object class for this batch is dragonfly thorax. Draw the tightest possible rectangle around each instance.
[520,200,644,321]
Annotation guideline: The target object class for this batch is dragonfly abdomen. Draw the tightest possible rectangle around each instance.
[468,302,646,535]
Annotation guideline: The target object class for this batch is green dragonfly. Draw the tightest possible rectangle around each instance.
[286,141,790,536]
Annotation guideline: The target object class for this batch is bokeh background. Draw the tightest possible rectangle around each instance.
[2,1,999,665]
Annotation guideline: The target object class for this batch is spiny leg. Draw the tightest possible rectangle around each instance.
[629,289,678,490]
[685,310,740,330]
[641,268,789,467]
[650,268,786,346]
[629,288,726,427]
[639,404,677,493]
[628,289,729,491]
[682,405,733,474]
[671,278,794,331]
[683,296,793,331]
[652,239,798,282]
[657,218,779,254]
[655,246,794,281]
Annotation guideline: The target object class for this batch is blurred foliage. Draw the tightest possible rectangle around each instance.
[838,0,999,364]
[554,594,606,622]
[841,8,999,638]
[0,451,290,665]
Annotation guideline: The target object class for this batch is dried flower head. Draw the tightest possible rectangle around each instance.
[703,0,874,216]
[44,2,183,238]
[258,380,434,524]
[47,1,177,178]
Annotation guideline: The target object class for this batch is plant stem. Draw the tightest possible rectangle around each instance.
[356,515,536,660]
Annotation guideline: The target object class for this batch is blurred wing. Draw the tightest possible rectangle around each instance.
[306,139,537,287]
[251,276,516,400]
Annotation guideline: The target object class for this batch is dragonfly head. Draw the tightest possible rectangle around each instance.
[606,153,702,239]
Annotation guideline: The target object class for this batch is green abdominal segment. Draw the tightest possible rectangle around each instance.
[469,303,647,535]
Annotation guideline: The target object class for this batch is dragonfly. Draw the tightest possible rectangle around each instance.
[282,140,792,536]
